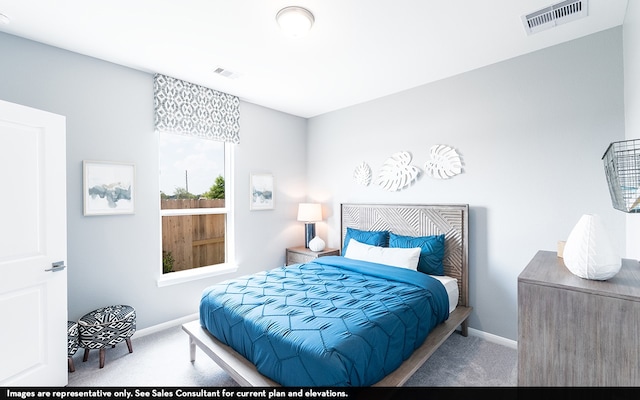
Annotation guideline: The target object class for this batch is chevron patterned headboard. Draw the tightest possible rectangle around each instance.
[341,203,469,308]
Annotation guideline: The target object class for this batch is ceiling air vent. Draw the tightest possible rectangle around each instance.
[213,66,239,79]
[522,0,588,35]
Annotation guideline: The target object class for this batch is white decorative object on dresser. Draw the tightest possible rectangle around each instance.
[518,250,640,386]
[562,214,621,280]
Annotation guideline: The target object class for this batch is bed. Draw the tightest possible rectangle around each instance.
[182,203,471,386]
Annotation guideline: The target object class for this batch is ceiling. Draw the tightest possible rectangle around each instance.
[0,0,629,118]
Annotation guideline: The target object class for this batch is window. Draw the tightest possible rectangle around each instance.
[159,131,234,279]
[153,73,239,285]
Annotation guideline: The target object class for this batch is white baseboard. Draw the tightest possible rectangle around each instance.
[135,313,199,338]
[468,327,518,350]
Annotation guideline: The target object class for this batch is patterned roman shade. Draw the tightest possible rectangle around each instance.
[153,74,240,143]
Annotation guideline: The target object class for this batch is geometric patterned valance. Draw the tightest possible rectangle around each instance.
[153,74,240,144]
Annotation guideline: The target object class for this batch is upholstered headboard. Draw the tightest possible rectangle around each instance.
[340,203,469,308]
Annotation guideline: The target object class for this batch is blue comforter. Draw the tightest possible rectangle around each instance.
[199,256,449,386]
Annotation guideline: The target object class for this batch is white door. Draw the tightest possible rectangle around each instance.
[0,100,67,386]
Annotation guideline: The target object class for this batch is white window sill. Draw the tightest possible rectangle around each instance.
[156,263,238,287]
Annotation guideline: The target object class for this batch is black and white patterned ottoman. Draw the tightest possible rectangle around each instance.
[78,305,136,368]
[67,321,79,372]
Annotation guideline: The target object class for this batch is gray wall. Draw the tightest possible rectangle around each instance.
[307,27,626,341]
[0,26,627,342]
[0,32,308,329]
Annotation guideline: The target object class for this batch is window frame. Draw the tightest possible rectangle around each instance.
[156,140,237,287]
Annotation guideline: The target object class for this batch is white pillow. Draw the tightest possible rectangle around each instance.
[344,239,421,270]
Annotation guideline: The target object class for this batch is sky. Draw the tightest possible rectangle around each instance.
[158,132,225,196]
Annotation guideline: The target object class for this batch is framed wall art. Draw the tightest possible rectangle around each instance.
[250,173,274,210]
[83,160,135,216]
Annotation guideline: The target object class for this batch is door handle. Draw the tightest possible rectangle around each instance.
[45,261,66,272]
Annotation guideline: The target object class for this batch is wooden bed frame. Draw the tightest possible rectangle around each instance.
[182,203,471,387]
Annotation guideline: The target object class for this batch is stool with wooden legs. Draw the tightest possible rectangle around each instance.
[77,305,136,369]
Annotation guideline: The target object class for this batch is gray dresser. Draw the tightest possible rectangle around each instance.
[518,250,640,386]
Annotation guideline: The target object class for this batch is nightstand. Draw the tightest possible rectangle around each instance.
[285,246,340,265]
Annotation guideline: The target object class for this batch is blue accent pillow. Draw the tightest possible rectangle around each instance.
[343,227,389,254]
[389,233,445,275]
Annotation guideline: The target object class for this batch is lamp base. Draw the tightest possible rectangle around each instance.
[304,223,316,248]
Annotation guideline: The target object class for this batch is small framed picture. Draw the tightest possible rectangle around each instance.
[250,173,274,210]
[83,160,135,216]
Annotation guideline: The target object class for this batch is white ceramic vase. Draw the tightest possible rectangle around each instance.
[562,214,621,280]
[308,236,326,252]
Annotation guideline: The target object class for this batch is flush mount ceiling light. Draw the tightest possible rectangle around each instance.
[276,6,314,37]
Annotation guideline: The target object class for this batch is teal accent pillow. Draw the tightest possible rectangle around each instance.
[343,228,389,254]
[389,233,445,275]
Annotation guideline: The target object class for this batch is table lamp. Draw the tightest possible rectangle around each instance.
[297,203,322,248]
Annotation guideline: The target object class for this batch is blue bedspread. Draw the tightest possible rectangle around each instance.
[199,256,449,386]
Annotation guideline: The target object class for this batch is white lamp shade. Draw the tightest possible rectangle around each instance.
[563,214,621,280]
[297,203,322,222]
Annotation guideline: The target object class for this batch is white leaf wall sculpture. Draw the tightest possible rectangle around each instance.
[424,144,463,179]
[353,162,372,186]
[376,151,421,192]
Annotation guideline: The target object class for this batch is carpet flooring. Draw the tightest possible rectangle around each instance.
[67,322,517,387]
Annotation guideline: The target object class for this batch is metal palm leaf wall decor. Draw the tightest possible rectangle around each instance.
[353,162,372,186]
[424,144,463,179]
[375,151,421,192]
[353,145,464,192]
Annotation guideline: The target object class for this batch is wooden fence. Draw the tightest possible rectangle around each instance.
[161,199,225,272]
